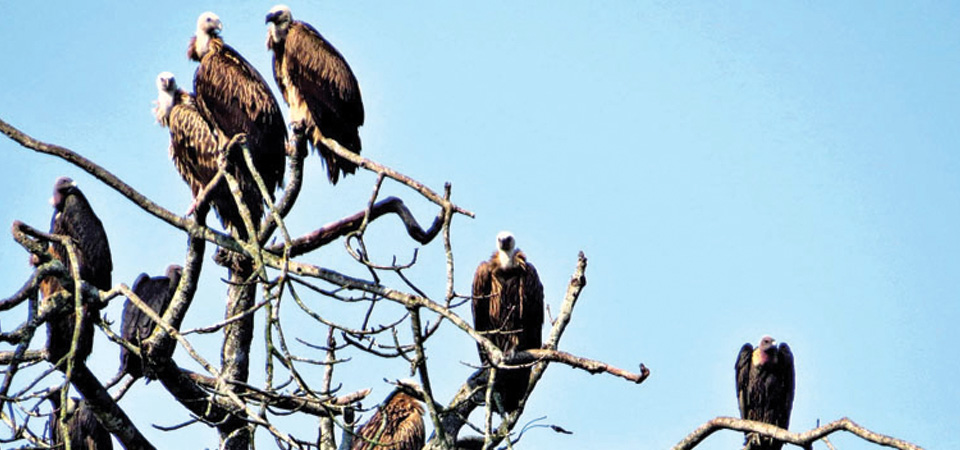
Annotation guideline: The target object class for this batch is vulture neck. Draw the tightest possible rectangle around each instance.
[155,90,175,125]
[195,32,218,58]
[752,347,774,367]
[267,23,288,49]
[497,248,519,270]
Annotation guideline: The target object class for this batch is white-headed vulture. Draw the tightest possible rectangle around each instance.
[472,231,544,412]
[735,335,796,450]
[187,11,287,237]
[153,71,261,240]
[266,5,364,184]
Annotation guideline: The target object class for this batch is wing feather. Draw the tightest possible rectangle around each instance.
[518,258,544,351]
[735,343,753,419]
[168,97,255,237]
[472,258,495,364]
[352,391,423,450]
[195,40,286,195]
[51,193,112,291]
[287,22,363,126]
[168,100,220,195]
[776,342,795,429]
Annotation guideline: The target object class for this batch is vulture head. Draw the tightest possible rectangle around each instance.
[50,177,77,211]
[497,231,516,253]
[756,335,778,366]
[153,71,177,124]
[496,231,518,269]
[265,5,293,49]
[166,264,183,292]
[193,12,223,58]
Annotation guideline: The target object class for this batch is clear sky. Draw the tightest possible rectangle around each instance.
[1,2,958,449]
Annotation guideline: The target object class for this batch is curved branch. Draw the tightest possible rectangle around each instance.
[671,417,924,450]
[270,196,445,258]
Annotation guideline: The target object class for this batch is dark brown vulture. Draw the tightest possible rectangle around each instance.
[735,336,796,450]
[266,4,363,184]
[154,71,261,240]
[471,231,544,412]
[117,265,182,381]
[351,388,424,450]
[47,390,113,450]
[43,177,112,366]
[188,11,287,236]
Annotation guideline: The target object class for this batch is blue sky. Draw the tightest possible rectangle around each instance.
[1,2,958,449]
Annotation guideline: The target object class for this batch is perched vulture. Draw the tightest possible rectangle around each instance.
[471,231,544,412]
[266,4,363,184]
[43,177,112,365]
[46,390,113,450]
[117,265,182,381]
[351,388,424,450]
[153,71,260,239]
[188,11,287,235]
[735,336,796,450]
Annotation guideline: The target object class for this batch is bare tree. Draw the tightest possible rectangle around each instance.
[0,118,649,450]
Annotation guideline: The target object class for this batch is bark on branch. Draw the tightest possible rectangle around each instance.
[671,416,924,450]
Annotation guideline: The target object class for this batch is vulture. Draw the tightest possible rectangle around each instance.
[42,177,112,365]
[735,336,796,450]
[351,387,424,450]
[266,4,364,184]
[153,71,260,239]
[188,11,287,235]
[117,265,182,381]
[471,231,544,412]
[46,390,113,450]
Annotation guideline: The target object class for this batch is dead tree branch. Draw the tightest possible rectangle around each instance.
[671,416,924,450]
[269,196,445,258]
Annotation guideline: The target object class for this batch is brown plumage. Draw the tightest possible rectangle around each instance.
[188,12,287,237]
[47,390,113,450]
[472,231,544,412]
[735,336,796,450]
[352,389,424,450]
[118,265,182,381]
[154,72,260,240]
[43,177,112,365]
[266,5,363,184]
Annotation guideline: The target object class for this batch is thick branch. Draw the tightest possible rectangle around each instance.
[69,364,156,449]
[269,196,445,258]
[671,417,924,450]
[219,262,257,450]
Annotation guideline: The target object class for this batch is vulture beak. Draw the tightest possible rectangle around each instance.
[265,11,278,24]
